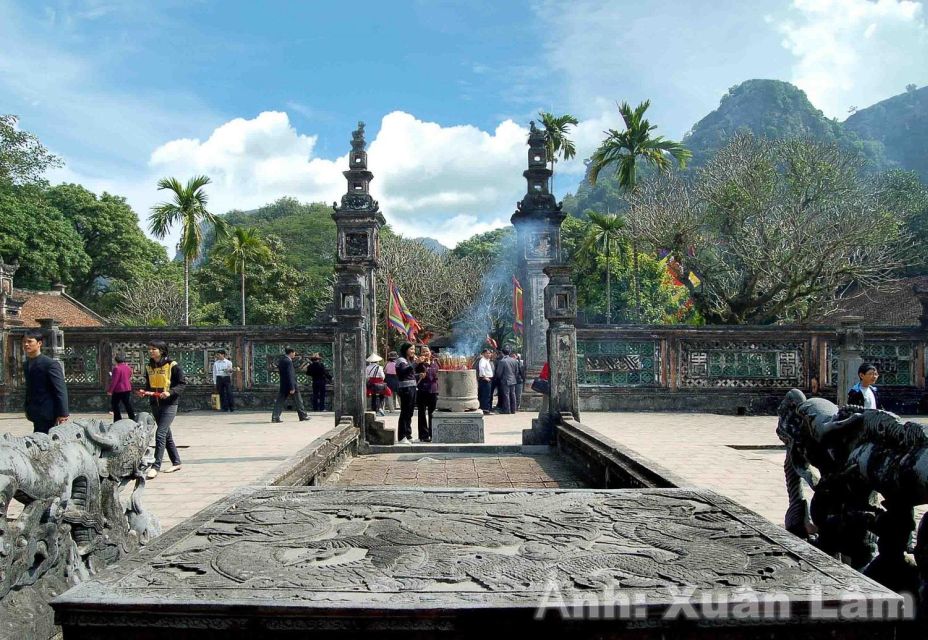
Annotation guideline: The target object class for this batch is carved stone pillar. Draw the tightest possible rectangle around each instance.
[836,316,864,405]
[915,281,928,330]
[38,317,65,369]
[333,266,366,427]
[543,265,580,425]
[511,121,565,378]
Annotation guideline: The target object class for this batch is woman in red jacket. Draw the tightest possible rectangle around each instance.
[107,352,135,421]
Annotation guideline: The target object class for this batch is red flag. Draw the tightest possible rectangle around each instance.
[513,276,524,335]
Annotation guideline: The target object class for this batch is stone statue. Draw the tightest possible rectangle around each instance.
[777,389,928,608]
[0,415,159,638]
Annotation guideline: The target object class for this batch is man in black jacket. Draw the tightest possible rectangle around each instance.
[305,353,328,411]
[272,348,310,423]
[22,330,69,433]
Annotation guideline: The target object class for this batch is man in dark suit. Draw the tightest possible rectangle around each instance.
[495,346,520,414]
[22,330,69,433]
[271,347,310,423]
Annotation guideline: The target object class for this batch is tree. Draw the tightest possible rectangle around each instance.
[580,211,628,323]
[215,227,272,325]
[148,175,226,325]
[538,111,579,192]
[628,133,912,324]
[588,100,691,320]
[0,182,91,289]
[45,184,170,311]
[0,115,62,185]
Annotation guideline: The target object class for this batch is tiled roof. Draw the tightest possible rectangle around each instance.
[815,277,928,327]
[13,289,106,327]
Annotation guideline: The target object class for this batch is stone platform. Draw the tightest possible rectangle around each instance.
[53,487,904,638]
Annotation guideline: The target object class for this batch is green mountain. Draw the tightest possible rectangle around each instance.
[845,84,928,182]
[563,79,901,217]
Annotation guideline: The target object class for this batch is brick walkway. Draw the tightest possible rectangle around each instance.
[330,452,585,488]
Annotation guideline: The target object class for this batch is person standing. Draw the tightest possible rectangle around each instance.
[272,347,310,423]
[415,346,439,442]
[365,354,388,416]
[107,352,135,422]
[142,340,185,479]
[306,353,329,411]
[495,346,519,415]
[22,330,69,434]
[848,363,882,409]
[476,348,494,414]
[395,342,418,444]
[383,351,399,412]
[514,352,525,411]
[212,350,235,412]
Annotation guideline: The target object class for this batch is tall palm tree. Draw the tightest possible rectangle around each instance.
[538,111,579,193]
[588,100,691,321]
[218,227,272,325]
[581,211,627,323]
[149,175,225,325]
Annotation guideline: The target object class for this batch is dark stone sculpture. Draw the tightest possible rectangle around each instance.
[1,415,159,639]
[778,389,928,610]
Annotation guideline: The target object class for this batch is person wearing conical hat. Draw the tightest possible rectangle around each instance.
[365,353,389,417]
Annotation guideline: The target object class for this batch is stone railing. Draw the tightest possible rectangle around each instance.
[1,325,335,412]
[572,324,927,414]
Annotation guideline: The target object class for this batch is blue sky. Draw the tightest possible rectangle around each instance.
[2,0,927,246]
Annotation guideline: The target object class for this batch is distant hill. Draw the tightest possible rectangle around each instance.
[845,84,928,182]
[411,237,449,254]
[564,79,907,217]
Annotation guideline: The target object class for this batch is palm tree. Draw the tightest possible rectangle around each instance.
[581,211,627,323]
[217,227,272,325]
[588,100,691,321]
[149,175,226,325]
[538,111,579,193]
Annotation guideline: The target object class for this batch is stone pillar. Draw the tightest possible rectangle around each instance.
[543,265,580,425]
[38,317,65,367]
[836,316,864,405]
[332,122,385,429]
[511,121,565,377]
[332,266,367,427]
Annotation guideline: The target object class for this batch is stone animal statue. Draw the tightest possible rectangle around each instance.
[778,389,928,609]
[0,414,160,638]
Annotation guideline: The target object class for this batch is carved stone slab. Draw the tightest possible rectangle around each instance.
[53,487,902,638]
[431,412,485,443]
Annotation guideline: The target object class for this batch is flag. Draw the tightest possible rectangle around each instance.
[486,335,498,350]
[687,271,701,287]
[512,276,524,335]
[387,280,421,340]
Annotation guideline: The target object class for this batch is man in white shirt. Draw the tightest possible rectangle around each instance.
[477,348,494,413]
[847,363,881,410]
[212,350,235,412]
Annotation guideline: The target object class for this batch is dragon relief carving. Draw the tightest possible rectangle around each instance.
[778,389,928,612]
[0,415,159,637]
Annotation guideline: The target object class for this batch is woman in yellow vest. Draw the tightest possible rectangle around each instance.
[141,340,187,479]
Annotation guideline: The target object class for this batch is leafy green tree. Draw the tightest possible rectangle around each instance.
[0,182,91,289]
[44,184,170,311]
[215,227,272,325]
[149,175,226,325]
[588,100,692,319]
[538,111,579,192]
[580,211,627,323]
[0,115,62,185]
[875,169,928,275]
[450,227,515,262]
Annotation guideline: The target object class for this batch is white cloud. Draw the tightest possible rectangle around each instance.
[142,110,540,247]
[773,0,928,117]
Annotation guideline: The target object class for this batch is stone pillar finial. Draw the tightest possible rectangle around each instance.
[914,282,928,330]
[836,315,864,405]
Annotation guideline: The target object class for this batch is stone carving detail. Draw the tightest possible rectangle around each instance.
[827,341,916,386]
[113,341,234,386]
[1,416,159,638]
[578,340,660,386]
[251,342,333,387]
[338,193,378,211]
[777,390,928,610]
[61,343,99,384]
[61,487,884,615]
[680,340,803,388]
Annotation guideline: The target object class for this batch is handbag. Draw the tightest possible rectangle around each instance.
[531,378,550,395]
[367,379,388,394]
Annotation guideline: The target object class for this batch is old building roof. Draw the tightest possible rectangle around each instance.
[815,277,928,327]
[13,287,107,327]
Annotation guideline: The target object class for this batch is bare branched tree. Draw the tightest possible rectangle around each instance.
[628,133,914,324]
[111,280,189,326]
[376,235,486,337]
